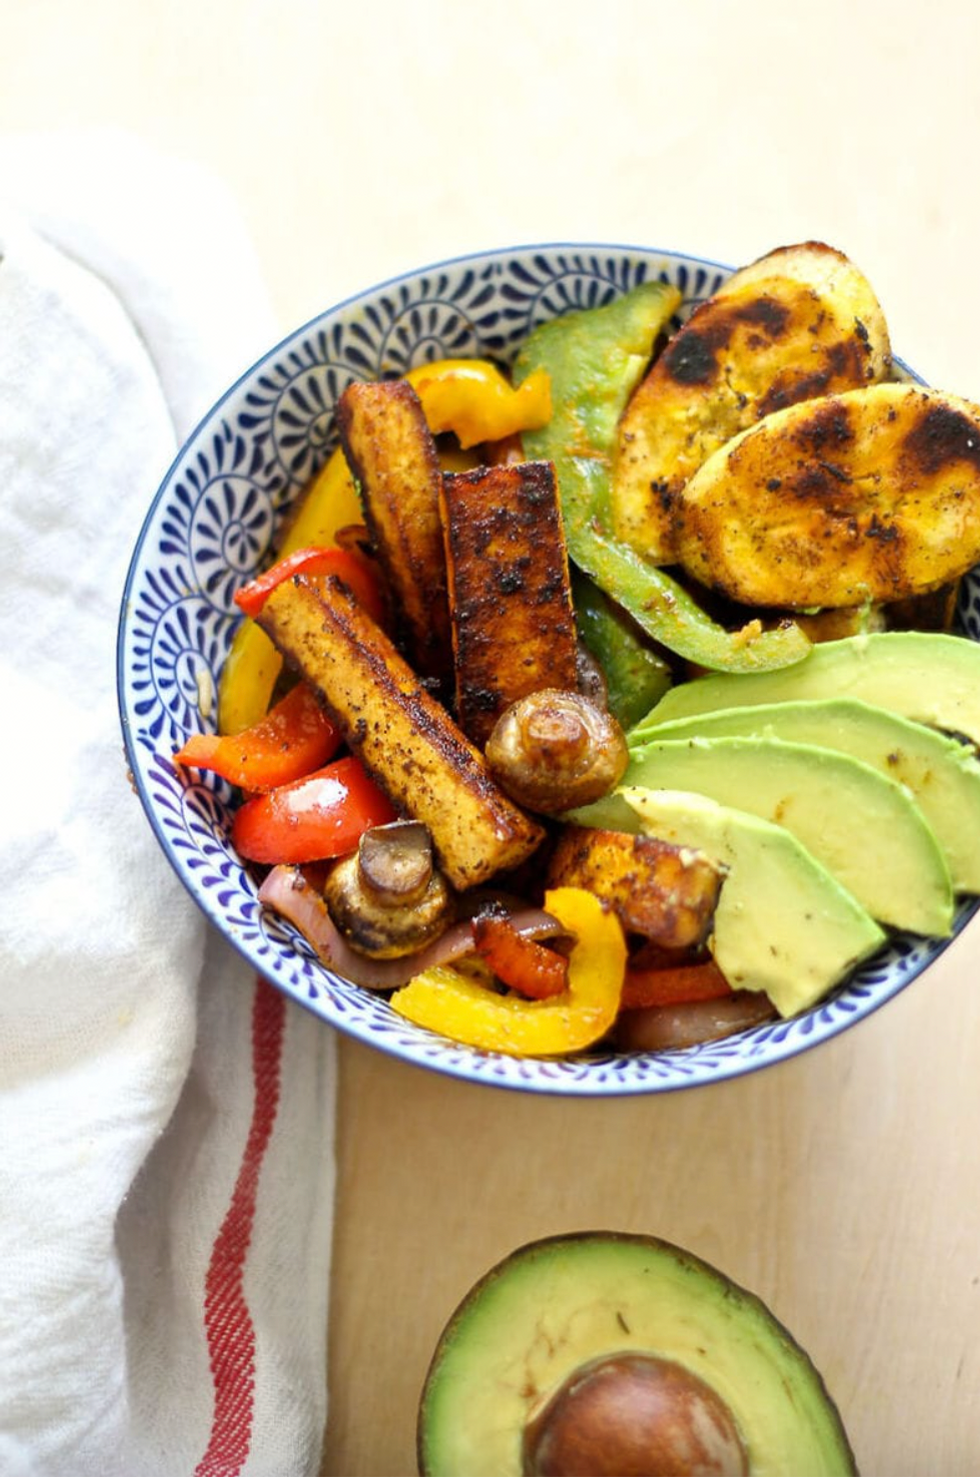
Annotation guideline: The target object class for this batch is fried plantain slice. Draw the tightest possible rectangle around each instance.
[674,382,980,609]
[611,241,892,563]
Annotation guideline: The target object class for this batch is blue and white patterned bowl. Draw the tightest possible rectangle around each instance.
[117,243,980,1096]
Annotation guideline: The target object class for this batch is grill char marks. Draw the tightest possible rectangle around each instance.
[674,383,980,610]
[903,401,980,477]
[611,241,893,564]
[660,296,793,388]
[440,460,580,747]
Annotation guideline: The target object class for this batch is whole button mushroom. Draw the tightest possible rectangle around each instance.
[485,689,629,814]
[323,820,454,958]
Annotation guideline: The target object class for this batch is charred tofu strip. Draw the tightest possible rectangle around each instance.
[256,573,545,890]
[440,461,580,746]
[336,379,452,682]
[547,824,724,951]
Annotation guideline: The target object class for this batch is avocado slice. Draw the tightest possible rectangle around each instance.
[606,735,953,936]
[613,787,884,1015]
[638,697,980,895]
[417,1231,858,1477]
[631,630,980,746]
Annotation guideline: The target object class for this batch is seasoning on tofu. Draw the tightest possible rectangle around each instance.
[336,378,453,683]
[255,572,545,891]
[439,459,580,746]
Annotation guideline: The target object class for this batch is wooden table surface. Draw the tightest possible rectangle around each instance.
[5,4,979,1473]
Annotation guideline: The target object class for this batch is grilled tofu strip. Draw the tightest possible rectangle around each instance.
[336,378,452,682]
[675,383,980,609]
[440,460,580,746]
[546,824,724,950]
[611,241,892,564]
[256,573,545,890]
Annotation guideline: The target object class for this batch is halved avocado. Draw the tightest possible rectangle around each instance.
[417,1232,858,1477]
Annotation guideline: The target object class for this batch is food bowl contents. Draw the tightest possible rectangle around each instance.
[416,1232,857,1477]
[174,240,980,1061]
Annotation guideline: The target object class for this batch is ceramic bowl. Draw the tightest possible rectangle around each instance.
[117,242,980,1096]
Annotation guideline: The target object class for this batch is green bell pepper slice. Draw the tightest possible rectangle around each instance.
[572,569,672,730]
[515,280,810,674]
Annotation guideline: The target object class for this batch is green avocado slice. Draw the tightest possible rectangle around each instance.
[417,1231,858,1477]
[631,630,980,745]
[633,696,980,895]
[588,736,953,936]
[612,787,885,1015]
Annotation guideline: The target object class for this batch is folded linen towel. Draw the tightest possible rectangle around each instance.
[0,132,336,1477]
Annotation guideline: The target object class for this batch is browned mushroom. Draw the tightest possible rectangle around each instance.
[323,821,455,958]
[485,689,629,814]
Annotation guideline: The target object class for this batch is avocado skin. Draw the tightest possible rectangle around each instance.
[417,1231,859,1477]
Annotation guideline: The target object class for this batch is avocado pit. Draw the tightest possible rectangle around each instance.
[522,1352,748,1477]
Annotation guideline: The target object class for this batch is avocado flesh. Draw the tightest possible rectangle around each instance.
[632,630,980,746]
[635,697,980,895]
[612,735,953,936]
[615,787,885,1015]
[417,1232,858,1477]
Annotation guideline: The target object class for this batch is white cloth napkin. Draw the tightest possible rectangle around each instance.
[0,132,336,1477]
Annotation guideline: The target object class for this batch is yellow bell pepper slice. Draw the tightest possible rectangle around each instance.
[406,358,552,449]
[217,358,550,733]
[217,446,361,734]
[389,887,626,1057]
[216,619,287,737]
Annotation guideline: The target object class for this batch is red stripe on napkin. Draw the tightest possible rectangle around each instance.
[194,978,287,1477]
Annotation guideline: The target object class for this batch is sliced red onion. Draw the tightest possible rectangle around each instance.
[257,865,565,991]
[615,990,778,1052]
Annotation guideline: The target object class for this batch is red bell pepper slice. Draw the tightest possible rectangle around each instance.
[620,957,733,1010]
[234,545,386,624]
[231,754,398,864]
[471,912,570,1000]
[174,681,341,791]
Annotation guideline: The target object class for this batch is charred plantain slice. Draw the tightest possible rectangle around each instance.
[675,382,980,609]
[440,460,580,746]
[256,573,545,891]
[336,378,452,682]
[611,240,892,564]
[546,823,723,951]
